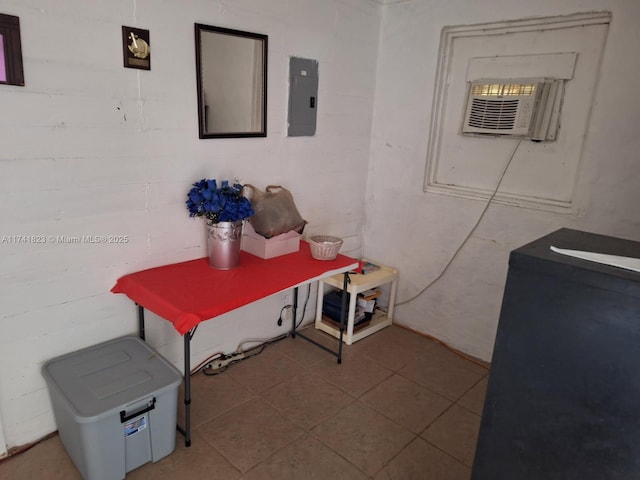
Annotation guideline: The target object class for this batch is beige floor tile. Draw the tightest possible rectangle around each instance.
[197,397,305,473]
[399,343,488,401]
[311,401,414,476]
[456,377,488,416]
[292,326,360,362]
[314,351,393,397]
[226,346,306,393]
[353,325,437,371]
[261,372,355,430]
[128,431,241,480]
[178,370,257,428]
[360,373,452,434]
[374,437,471,480]
[0,435,81,479]
[270,333,335,367]
[242,433,368,480]
[1,325,487,480]
[422,404,481,467]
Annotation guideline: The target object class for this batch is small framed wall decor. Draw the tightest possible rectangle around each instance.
[0,13,25,85]
[122,26,150,70]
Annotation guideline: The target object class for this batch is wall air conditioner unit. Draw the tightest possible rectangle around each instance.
[461,78,564,141]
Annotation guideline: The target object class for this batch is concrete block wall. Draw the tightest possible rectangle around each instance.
[0,0,380,449]
[3,0,640,453]
[366,0,640,361]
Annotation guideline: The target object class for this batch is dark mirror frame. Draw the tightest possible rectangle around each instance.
[0,13,25,86]
[195,24,268,139]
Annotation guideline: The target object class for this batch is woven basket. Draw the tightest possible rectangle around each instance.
[309,235,343,260]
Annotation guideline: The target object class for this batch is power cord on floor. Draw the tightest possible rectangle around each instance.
[397,139,523,306]
[190,351,224,375]
[197,284,311,377]
[201,333,288,376]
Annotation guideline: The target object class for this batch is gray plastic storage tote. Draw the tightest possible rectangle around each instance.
[42,336,182,480]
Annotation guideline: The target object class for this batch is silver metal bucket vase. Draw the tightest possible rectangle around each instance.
[207,221,243,269]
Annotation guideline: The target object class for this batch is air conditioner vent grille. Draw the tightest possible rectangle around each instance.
[467,98,519,130]
[462,78,564,140]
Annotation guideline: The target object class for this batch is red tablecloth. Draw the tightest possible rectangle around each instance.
[111,242,358,335]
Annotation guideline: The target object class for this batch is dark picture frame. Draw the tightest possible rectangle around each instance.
[0,13,25,86]
[122,26,150,70]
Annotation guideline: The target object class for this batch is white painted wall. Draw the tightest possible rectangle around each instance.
[0,0,380,449]
[3,0,639,453]
[427,16,609,212]
[366,0,640,362]
[0,413,5,458]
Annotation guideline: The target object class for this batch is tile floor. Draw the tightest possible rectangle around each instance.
[0,325,489,479]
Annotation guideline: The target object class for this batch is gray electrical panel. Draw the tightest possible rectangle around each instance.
[288,57,318,137]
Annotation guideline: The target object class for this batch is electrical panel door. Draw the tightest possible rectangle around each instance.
[288,57,318,137]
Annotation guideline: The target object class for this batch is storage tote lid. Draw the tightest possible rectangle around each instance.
[42,336,182,421]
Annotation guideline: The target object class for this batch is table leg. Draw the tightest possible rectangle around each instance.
[136,304,145,340]
[291,286,299,338]
[337,272,350,364]
[138,304,192,447]
[176,330,193,447]
[291,273,350,364]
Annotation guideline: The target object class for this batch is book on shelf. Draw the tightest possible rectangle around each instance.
[360,288,381,300]
[322,290,371,324]
[321,314,371,332]
[352,260,381,275]
[323,303,368,324]
[361,261,381,274]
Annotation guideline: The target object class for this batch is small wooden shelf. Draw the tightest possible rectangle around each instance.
[315,260,398,345]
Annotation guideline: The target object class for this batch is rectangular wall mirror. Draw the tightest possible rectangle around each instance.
[0,13,25,86]
[195,24,267,139]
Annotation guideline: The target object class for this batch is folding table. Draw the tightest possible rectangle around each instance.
[111,241,358,446]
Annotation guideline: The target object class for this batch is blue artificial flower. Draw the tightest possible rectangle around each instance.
[186,178,254,224]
